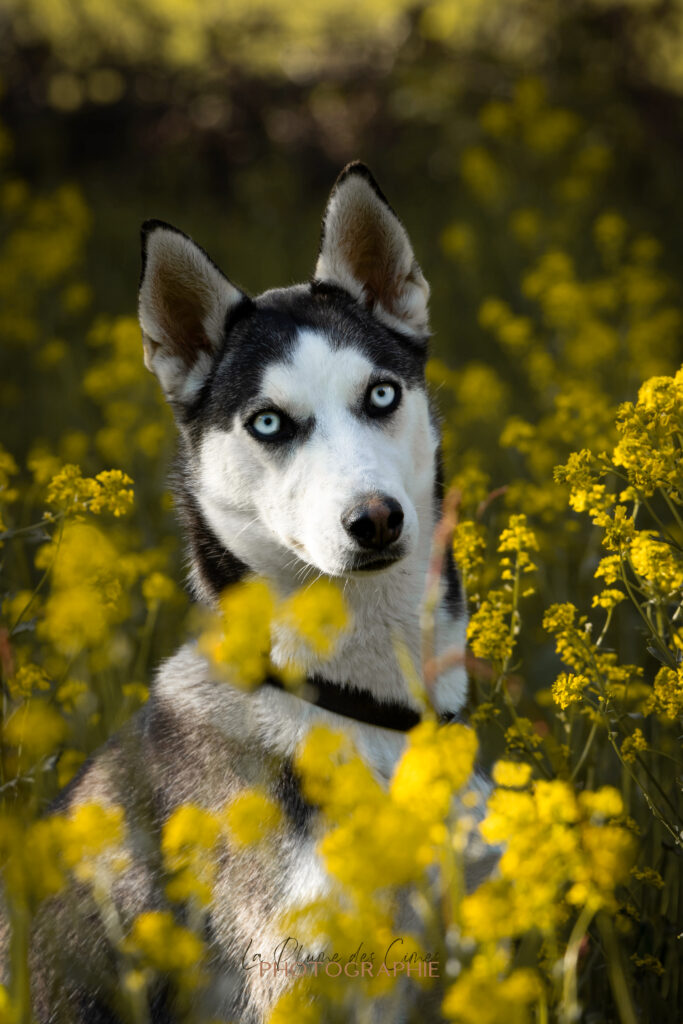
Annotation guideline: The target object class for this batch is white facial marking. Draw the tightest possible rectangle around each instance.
[198,329,437,580]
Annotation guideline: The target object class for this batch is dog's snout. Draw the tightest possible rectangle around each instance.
[342,495,404,550]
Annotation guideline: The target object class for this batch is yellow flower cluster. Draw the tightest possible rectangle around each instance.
[443,951,540,1024]
[199,580,276,688]
[0,444,18,535]
[550,671,589,710]
[544,602,643,711]
[465,514,539,670]
[122,911,203,981]
[646,666,683,720]
[161,804,222,906]
[452,520,486,594]
[0,176,90,349]
[613,370,683,500]
[201,577,349,688]
[224,788,283,846]
[46,464,134,517]
[621,728,648,764]
[467,591,515,665]
[84,317,171,465]
[36,522,136,656]
[295,721,478,895]
[160,792,283,908]
[466,780,634,939]
[278,579,349,658]
[1,802,126,904]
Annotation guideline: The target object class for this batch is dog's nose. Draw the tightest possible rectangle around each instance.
[342,495,404,550]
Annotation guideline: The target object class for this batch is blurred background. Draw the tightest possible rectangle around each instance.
[2,0,683,693]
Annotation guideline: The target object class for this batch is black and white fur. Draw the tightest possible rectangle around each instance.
[17,163,483,1023]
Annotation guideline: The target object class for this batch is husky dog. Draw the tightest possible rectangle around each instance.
[21,163,478,1022]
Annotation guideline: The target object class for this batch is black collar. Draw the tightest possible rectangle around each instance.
[263,675,458,732]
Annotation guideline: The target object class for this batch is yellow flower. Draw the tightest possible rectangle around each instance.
[223,788,283,846]
[631,866,664,889]
[452,520,486,594]
[27,448,61,486]
[2,701,66,766]
[162,804,222,906]
[461,146,506,206]
[509,207,541,245]
[391,721,477,817]
[592,588,625,610]
[443,952,541,1024]
[122,911,203,978]
[278,578,349,658]
[57,748,86,787]
[55,679,88,712]
[551,671,589,710]
[594,212,627,257]
[6,663,51,700]
[0,444,18,501]
[88,469,134,516]
[200,579,275,688]
[646,666,683,720]
[62,803,127,880]
[44,464,96,512]
[0,984,15,1024]
[478,297,511,331]
[479,100,514,138]
[467,590,514,664]
[492,761,533,788]
[497,513,538,581]
[295,725,370,812]
[268,987,320,1024]
[621,729,647,765]
[37,522,135,656]
[21,817,70,901]
[142,571,177,609]
[441,221,477,264]
[628,532,683,596]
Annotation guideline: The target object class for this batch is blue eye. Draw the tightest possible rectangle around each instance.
[252,411,281,436]
[366,381,400,417]
[369,384,396,409]
[247,408,296,443]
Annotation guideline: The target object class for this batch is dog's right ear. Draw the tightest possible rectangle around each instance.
[138,221,247,407]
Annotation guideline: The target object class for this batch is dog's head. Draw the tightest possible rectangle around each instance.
[138,163,438,594]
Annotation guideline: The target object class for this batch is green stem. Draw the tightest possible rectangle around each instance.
[619,563,676,668]
[561,904,594,1024]
[570,717,599,783]
[9,518,66,636]
[661,488,683,533]
[596,913,638,1024]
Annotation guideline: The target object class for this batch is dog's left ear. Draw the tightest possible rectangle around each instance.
[138,221,247,408]
[314,162,430,338]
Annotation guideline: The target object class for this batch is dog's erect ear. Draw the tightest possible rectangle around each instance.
[138,221,246,406]
[314,162,430,338]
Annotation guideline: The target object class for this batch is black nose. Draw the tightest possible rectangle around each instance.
[342,495,404,550]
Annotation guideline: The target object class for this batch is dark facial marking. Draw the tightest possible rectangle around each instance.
[184,284,426,435]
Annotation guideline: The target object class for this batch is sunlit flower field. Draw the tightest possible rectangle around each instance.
[1,56,682,1024]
